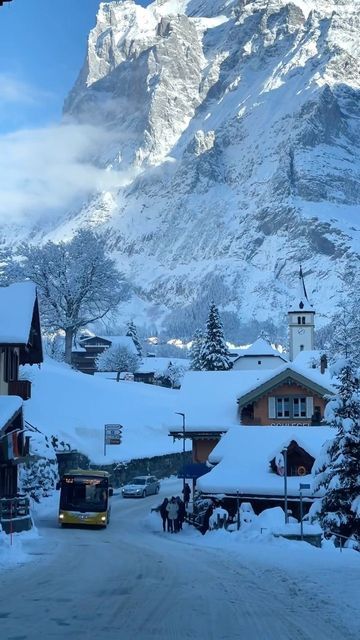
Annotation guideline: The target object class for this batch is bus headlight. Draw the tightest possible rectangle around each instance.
[101,516,106,522]
[59,513,64,520]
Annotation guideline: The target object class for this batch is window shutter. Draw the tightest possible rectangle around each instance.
[268,396,276,419]
[306,397,314,418]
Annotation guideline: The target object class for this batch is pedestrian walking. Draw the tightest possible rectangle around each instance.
[159,498,169,532]
[176,496,185,531]
[166,496,179,533]
[182,482,191,508]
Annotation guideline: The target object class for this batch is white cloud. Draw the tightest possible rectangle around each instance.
[0,123,136,222]
[0,73,44,105]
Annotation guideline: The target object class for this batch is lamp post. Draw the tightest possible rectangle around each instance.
[175,412,186,497]
[282,447,289,524]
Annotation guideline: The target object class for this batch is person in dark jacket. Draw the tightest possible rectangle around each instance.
[159,498,169,532]
[200,502,214,535]
[176,496,186,531]
[182,483,191,507]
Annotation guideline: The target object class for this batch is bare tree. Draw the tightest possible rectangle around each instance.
[96,345,140,381]
[16,229,128,363]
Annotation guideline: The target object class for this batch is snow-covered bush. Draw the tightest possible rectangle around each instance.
[311,358,360,548]
[19,433,58,503]
[96,344,140,381]
[154,362,185,388]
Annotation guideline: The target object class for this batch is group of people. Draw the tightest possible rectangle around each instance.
[152,483,191,533]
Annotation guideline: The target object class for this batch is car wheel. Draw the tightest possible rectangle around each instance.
[142,490,146,498]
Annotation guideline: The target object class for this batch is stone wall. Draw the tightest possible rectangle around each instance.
[56,450,192,488]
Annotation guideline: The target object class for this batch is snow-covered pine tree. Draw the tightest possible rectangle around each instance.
[312,358,360,547]
[200,303,232,371]
[126,321,142,356]
[154,361,185,388]
[190,329,204,370]
[19,433,59,503]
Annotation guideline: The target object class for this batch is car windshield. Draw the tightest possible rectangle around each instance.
[132,478,146,485]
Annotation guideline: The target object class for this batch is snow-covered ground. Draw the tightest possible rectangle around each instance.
[22,358,188,463]
[1,478,359,639]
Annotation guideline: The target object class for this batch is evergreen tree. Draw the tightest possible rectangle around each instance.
[190,329,204,370]
[126,321,142,356]
[200,303,232,371]
[312,359,360,547]
[154,361,185,388]
[19,434,59,503]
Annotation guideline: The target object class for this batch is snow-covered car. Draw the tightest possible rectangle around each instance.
[121,476,160,498]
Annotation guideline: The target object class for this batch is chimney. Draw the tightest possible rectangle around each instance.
[320,354,328,374]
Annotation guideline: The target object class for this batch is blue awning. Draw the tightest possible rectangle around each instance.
[177,463,211,480]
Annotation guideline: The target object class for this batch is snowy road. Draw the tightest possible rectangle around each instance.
[1,480,359,640]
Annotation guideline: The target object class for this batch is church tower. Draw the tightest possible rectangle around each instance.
[288,266,315,361]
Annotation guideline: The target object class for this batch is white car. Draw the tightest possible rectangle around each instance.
[121,476,160,498]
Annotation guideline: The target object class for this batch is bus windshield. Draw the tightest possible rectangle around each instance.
[60,476,108,512]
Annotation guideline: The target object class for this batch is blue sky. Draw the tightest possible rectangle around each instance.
[0,0,149,133]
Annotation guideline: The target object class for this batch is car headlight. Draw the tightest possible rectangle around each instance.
[59,513,64,519]
[101,516,106,522]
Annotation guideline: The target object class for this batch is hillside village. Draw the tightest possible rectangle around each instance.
[1,267,358,549]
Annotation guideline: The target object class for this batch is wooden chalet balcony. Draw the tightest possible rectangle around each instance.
[8,380,31,401]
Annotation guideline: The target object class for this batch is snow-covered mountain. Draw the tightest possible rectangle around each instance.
[8,1,360,335]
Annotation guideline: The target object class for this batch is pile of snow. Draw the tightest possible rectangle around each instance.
[22,357,187,464]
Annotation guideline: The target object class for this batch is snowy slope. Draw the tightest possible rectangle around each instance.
[22,358,185,464]
[4,0,360,332]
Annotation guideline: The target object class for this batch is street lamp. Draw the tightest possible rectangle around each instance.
[175,412,186,497]
[282,447,289,524]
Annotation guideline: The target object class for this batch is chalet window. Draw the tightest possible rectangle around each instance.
[297,316,301,324]
[302,316,306,324]
[293,397,306,417]
[269,396,314,419]
[4,348,18,382]
[258,360,261,365]
[276,397,290,418]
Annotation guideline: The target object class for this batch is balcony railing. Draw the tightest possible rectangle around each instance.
[8,379,32,401]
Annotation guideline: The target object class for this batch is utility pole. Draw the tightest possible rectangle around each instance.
[175,412,186,497]
[282,447,289,524]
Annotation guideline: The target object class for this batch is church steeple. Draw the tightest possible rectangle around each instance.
[288,266,315,361]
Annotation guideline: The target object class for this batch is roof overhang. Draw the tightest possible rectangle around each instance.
[169,430,226,439]
[238,367,333,408]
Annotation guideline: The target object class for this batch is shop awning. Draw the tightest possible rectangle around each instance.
[177,463,211,480]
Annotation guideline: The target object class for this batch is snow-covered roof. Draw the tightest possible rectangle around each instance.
[233,338,287,360]
[100,335,138,354]
[237,362,334,407]
[0,396,23,432]
[169,361,334,433]
[288,267,314,313]
[137,357,189,374]
[0,281,37,344]
[169,370,269,432]
[197,426,334,497]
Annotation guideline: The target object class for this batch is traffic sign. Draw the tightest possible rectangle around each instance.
[104,424,123,454]
[299,483,311,490]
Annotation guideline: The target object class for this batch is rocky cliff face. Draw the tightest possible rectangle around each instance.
[21,1,360,335]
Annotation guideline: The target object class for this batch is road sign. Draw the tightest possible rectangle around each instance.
[299,483,311,490]
[104,424,123,454]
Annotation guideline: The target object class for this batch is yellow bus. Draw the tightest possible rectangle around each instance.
[58,470,113,527]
